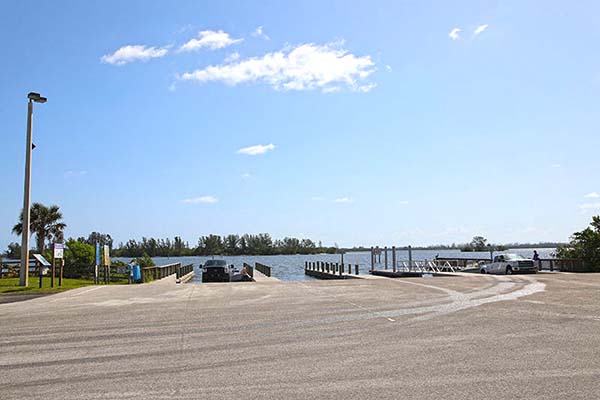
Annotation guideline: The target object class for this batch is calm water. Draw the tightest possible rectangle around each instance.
[116,248,555,282]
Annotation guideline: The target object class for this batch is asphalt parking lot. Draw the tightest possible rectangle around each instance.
[1,272,599,399]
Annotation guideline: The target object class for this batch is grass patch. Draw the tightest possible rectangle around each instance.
[0,277,96,295]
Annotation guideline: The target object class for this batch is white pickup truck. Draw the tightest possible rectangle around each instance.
[480,253,537,275]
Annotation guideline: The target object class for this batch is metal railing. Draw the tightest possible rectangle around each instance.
[371,259,483,274]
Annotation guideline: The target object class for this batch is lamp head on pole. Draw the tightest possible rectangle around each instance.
[27,92,47,103]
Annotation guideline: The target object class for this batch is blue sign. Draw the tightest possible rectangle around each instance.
[95,242,100,266]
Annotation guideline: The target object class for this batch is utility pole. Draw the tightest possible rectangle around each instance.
[19,92,46,286]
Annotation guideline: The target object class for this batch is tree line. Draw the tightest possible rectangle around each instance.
[110,233,337,257]
[3,203,598,273]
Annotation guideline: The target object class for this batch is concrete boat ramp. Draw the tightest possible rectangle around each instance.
[1,272,600,399]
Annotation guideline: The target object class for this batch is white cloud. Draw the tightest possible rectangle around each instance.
[333,197,354,203]
[578,202,600,210]
[357,83,377,92]
[101,45,169,65]
[237,143,276,155]
[182,196,218,204]
[473,24,489,36]
[179,30,243,52]
[584,192,600,199]
[385,65,392,72]
[179,42,375,92]
[252,26,270,40]
[449,28,461,40]
[64,170,87,177]
[322,86,340,93]
[224,52,240,63]
[399,200,409,205]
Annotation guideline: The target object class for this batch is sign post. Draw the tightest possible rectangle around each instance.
[95,242,100,284]
[59,258,64,286]
[31,254,51,289]
[52,243,64,288]
[103,245,110,284]
[51,255,55,288]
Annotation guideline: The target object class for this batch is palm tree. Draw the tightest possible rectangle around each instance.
[12,203,67,253]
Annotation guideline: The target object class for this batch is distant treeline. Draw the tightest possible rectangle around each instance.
[36,232,564,259]
[343,242,565,252]
[103,233,338,257]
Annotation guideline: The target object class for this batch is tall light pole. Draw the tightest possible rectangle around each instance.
[19,92,47,287]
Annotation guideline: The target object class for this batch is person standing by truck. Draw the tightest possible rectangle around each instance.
[533,250,541,271]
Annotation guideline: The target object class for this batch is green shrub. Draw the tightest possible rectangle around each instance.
[63,239,94,278]
[555,216,600,272]
[132,253,155,268]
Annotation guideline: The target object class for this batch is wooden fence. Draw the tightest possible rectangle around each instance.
[176,263,194,279]
[538,258,587,272]
[255,262,271,277]
[243,263,254,278]
[141,262,181,283]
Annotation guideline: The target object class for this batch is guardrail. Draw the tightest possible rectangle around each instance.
[255,262,271,277]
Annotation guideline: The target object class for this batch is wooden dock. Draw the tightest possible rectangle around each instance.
[304,261,360,280]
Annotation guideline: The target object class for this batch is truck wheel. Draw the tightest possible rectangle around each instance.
[506,266,513,275]
[480,269,486,274]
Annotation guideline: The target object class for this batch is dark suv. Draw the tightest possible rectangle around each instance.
[201,260,232,282]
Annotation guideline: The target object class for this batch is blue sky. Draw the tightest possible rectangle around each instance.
[1,0,599,249]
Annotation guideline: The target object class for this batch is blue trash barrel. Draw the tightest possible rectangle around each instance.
[132,265,141,282]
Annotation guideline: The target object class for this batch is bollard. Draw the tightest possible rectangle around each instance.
[355,264,359,275]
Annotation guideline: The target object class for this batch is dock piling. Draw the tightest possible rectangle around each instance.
[384,247,388,270]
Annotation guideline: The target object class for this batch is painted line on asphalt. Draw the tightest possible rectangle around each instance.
[68,286,104,297]
[296,280,397,323]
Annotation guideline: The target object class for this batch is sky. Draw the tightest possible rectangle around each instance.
[1,0,600,249]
